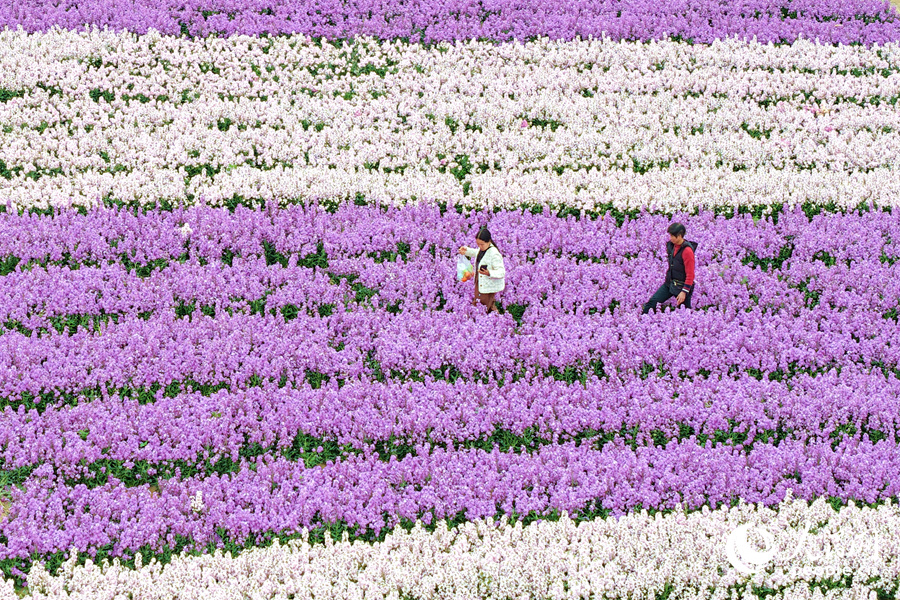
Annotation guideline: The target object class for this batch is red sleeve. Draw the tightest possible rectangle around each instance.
[682,246,695,289]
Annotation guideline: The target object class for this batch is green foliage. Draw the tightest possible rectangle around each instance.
[435,153,473,182]
[1,379,236,412]
[49,312,118,335]
[120,255,169,277]
[297,242,329,269]
[88,88,115,103]
[351,281,378,304]
[793,279,822,309]
[0,88,25,103]
[121,93,152,104]
[262,239,288,267]
[0,255,21,275]
[741,242,794,272]
[740,122,773,139]
[280,303,299,321]
[523,116,563,131]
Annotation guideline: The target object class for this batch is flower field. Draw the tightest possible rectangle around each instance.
[1,1,900,598]
[3,30,900,212]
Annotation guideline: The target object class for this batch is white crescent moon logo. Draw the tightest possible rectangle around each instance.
[725,524,779,574]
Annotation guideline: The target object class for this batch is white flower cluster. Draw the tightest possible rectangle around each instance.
[0,28,899,211]
[190,490,204,514]
[177,222,193,237]
[13,493,899,599]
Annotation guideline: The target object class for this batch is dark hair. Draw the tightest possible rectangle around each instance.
[667,222,686,237]
[476,226,500,254]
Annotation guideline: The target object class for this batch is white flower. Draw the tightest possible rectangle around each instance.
[190,490,205,513]
[1,31,899,212]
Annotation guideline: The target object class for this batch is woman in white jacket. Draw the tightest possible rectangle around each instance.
[458,226,506,314]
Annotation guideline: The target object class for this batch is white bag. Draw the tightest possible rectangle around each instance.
[456,254,474,282]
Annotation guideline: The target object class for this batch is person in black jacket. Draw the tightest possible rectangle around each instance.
[642,223,697,314]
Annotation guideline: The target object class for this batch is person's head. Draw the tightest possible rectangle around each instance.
[475,227,492,251]
[667,222,686,245]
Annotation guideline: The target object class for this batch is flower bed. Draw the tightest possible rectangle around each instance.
[0,203,898,596]
[6,494,898,600]
[0,32,899,211]
[2,0,900,596]
[2,0,900,43]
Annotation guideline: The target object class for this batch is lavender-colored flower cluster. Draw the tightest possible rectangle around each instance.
[0,202,897,580]
[1,0,899,44]
[3,439,899,562]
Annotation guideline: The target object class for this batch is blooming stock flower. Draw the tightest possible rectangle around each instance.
[0,32,898,211]
[0,1,898,594]
[10,495,899,599]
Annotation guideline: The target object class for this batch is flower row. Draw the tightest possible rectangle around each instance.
[2,440,898,574]
[0,205,895,403]
[0,204,900,268]
[1,0,899,43]
[2,296,900,404]
[1,31,900,210]
[4,493,895,600]
[5,201,897,269]
[3,368,899,476]
[0,223,897,331]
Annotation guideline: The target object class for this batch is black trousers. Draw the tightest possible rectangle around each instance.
[642,282,693,314]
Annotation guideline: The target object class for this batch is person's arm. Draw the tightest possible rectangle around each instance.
[464,246,478,259]
[681,246,695,293]
[484,250,506,279]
